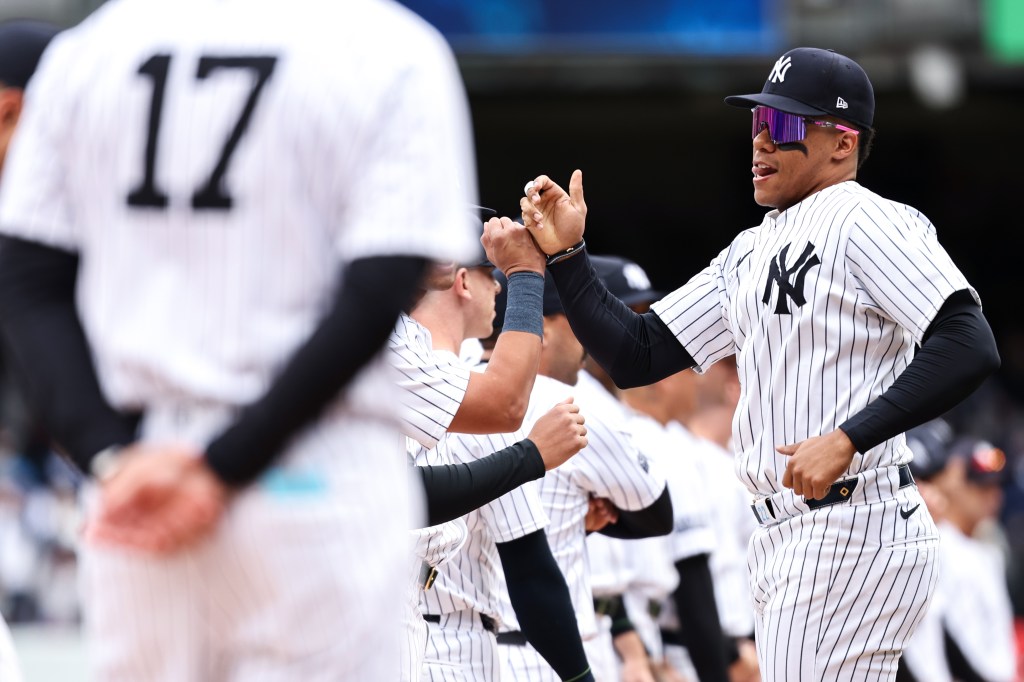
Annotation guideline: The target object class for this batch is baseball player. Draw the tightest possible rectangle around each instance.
[390,230,590,680]
[0,18,61,682]
[0,1,484,679]
[489,271,672,681]
[501,46,1000,681]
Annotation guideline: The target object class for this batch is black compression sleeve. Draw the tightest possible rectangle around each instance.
[672,554,730,682]
[203,255,428,485]
[418,439,545,526]
[547,249,695,389]
[0,237,139,472]
[497,530,594,682]
[597,485,673,539]
[839,290,1000,453]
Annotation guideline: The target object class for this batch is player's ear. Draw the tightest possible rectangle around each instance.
[0,88,23,130]
[833,127,859,161]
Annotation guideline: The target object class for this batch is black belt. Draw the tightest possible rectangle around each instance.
[496,630,528,646]
[424,612,498,635]
[751,464,915,523]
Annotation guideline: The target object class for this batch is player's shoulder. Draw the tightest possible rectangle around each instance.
[839,181,938,237]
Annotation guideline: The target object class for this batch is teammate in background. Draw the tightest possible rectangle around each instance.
[486,269,672,681]
[931,435,1017,682]
[0,1,482,679]
[504,45,1000,681]
[0,17,61,682]
[406,251,593,682]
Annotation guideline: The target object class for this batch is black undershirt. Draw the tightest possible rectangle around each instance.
[548,249,999,455]
[418,440,545,525]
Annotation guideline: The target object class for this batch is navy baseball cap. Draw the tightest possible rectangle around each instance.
[725,47,875,130]
[905,418,955,481]
[0,19,60,90]
[948,436,1008,486]
[590,254,663,307]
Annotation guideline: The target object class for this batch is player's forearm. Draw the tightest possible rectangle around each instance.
[840,290,999,453]
[497,530,595,682]
[451,271,543,433]
[417,439,545,526]
[205,255,428,486]
[597,485,673,539]
[0,236,139,472]
[547,249,694,389]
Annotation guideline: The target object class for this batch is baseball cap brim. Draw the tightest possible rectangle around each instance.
[724,93,830,118]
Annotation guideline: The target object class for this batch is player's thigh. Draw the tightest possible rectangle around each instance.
[423,622,500,681]
[753,493,939,682]
[217,487,410,682]
[79,540,206,682]
[498,641,561,682]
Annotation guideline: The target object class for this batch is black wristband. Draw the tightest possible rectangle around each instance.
[546,240,585,266]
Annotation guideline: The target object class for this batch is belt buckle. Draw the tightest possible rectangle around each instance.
[751,498,774,525]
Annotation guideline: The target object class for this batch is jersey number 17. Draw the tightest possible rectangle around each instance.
[126,53,278,211]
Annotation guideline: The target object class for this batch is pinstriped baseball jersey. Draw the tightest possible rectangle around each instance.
[495,372,666,643]
[416,427,549,622]
[392,314,473,449]
[651,181,977,498]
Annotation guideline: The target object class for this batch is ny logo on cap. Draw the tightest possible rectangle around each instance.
[836,97,849,109]
[769,55,792,83]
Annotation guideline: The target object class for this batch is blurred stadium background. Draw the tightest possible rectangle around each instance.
[0,0,1022,679]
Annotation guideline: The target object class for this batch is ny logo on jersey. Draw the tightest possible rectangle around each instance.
[762,242,820,314]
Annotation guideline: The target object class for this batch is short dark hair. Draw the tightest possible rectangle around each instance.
[856,125,875,169]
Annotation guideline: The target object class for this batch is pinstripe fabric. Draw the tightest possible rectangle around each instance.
[650,181,976,498]
[0,615,22,682]
[0,1,481,679]
[748,485,939,681]
[413,359,549,680]
[496,372,666,678]
[417,430,548,621]
[646,181,974,680]
[422,611,501,681]
[392,315,472,449]
[498,643,560,682]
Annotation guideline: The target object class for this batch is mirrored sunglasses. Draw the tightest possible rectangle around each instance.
[751,105,859,145]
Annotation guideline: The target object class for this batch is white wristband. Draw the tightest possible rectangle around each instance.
[90,445,126,482]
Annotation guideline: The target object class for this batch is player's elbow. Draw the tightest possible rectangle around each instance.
[491,395,530,432]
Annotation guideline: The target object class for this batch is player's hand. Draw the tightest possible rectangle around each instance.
[777,428,857,501]
[86,444,228,554]
[728,637,760,682]
[620,656,657,682]
[481,215,546,277]
[652,659,692,682]
[585,496,618,532]
[527,397,588,470]
[519,170,587,256]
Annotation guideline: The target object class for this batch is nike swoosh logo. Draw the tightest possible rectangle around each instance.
[899,504,921,520]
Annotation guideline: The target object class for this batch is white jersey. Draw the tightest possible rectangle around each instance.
[0,1,481,680]
[495,372,666,641]
[417,427,549,622]
[651,181,977,497]
[391,314,473,449]
[937,521,1016,682]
